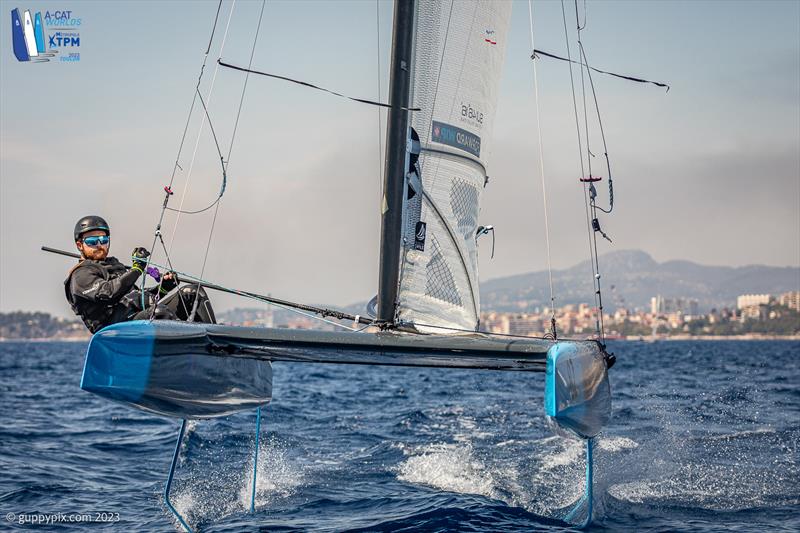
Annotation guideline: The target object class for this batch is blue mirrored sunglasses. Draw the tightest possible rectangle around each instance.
[82,235,110,247]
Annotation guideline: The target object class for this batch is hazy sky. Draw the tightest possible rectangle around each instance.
[1,0,798,317]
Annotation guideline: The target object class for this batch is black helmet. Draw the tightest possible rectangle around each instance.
[74,215,110,241]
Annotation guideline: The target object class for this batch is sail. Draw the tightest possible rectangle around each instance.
[396,0,512,331]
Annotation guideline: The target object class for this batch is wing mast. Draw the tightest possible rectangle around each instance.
[377,0,417,326]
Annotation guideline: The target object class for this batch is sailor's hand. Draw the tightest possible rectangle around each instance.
[131,246,151,273]
[162,270,179,291]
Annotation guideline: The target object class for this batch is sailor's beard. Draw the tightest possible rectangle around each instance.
[83,247,108,261]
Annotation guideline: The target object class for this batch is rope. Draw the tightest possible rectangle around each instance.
[578,40,613,214]
[527,0,557,339]
[560,0,602,339]
[574,0,607,341]
[164,87,227,215]
[143,0,235,318]
[577,16,592,181]
[196,0,266,300]
[141,259,368,332]
[375,0,384,223]
[531,48,670,91]
[560,0,600,327]
[217,60,421,111]
[142,0,226,313]
[167,0,236,257]
[156,233,192,319]
[401,320,588,343]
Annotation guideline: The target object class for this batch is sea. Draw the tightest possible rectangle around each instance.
[0,340,798,532]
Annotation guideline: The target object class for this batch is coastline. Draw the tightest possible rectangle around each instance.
[623,334,800,342]
[1,334,798,343]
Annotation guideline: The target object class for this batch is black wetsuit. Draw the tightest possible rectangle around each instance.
[65,257,215,333]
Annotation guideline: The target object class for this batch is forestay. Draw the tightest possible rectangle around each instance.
[397,0,512,331]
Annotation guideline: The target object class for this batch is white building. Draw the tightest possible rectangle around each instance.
[651,295,699,315]
[737,294,771,310]
[779,291,800,312]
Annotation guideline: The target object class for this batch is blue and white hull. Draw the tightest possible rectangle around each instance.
[81,321,273,419]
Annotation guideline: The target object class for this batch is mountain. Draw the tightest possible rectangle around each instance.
[480,250,799,313]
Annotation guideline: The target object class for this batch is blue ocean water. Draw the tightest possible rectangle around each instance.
[0,340,798,532]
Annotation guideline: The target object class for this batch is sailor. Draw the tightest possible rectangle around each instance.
[65,215,215,333]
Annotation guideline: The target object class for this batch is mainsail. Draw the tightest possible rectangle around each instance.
[396,0,512,331]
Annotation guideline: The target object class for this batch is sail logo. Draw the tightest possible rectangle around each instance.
[484,29,497,45]
[432,121,481,158]
[460,102,484,126]
[414,222,427,251]
[10,7,81,63]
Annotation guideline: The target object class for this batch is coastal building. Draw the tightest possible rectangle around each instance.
[740,304,769,321]
[650,295,699,315]
[481,312,510,335]
[508,314,543,336]
[779,291,800,312]
[737,294,771,310]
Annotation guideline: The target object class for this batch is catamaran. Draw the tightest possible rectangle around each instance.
[46,0,664,529]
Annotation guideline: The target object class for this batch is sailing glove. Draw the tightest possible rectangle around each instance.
[161,271,179,293]
[131,247,151,274]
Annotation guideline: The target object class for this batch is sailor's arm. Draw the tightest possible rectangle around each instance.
[71,266,141,303]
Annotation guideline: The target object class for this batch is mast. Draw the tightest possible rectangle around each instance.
[377,0,416,325]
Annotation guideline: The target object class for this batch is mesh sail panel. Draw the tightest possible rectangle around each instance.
[396,0,512,331]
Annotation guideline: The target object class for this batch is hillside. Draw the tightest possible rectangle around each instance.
[480,250,799,313]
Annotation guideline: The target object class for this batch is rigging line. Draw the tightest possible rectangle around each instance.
[189,201,221,321]
[575,0,586,31]
[531,49,670,91]
[143,0,225,305]
[199,274,362,331]
[528,0,557,329]
[150,0,235,315]
[561,0,600,322]
[204,0,224,55]
[375,0,384,230]
[575,1,593,181]
[168,0,236,256]
[560,1,586,182]
[573,0,607,341]
[136,260,369,331]
[401,320,588,343]
[166,0,224,194]
[574,5,607,341]
[165,87,228,215]
[146,232,191,321]
[216,60,421,111]
[225,0,265,165]
[229,282,363,332]
[579,40,613,213]
[588,200,606,340]
[195,0,266,314]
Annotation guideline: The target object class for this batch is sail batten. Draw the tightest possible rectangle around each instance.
[396,0,512,331]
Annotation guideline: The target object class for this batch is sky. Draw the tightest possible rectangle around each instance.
[1,0,798,317]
